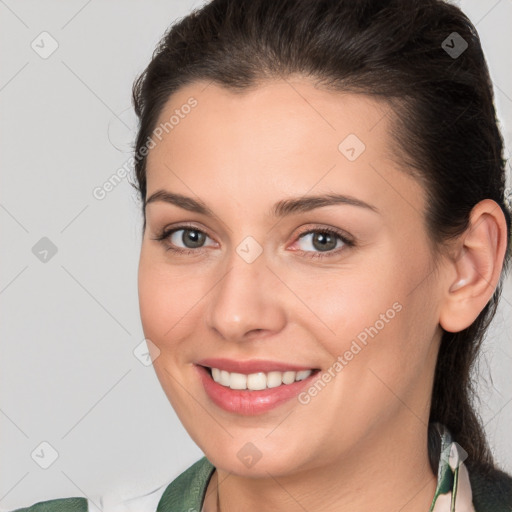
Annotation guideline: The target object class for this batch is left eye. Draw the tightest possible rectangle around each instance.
[293,229,351,257]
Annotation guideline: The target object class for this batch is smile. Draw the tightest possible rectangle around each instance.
[195,359,321,415]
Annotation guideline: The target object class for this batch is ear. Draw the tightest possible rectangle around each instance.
[439,199,509,333]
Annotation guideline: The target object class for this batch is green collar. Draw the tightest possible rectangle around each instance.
[156,455,215,512]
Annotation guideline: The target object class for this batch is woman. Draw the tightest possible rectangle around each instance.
[11,0,512,510]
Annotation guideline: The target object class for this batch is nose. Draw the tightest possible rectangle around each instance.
[204,250,287,343]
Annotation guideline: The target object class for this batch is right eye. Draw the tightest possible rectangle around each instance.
[152,225,217,254]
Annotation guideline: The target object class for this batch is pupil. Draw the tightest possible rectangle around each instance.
[313,232,336,251]
[184,229,205,248]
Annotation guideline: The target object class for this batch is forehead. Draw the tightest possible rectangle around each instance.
[144,78,421,219]
[147,78,393,166]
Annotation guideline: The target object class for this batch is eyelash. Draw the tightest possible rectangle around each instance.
[151,223,355,260]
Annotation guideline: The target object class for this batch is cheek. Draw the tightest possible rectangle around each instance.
[287,262,405,351]
[138,262,169,343]
[292,244,435,385]
[137,250,213,350]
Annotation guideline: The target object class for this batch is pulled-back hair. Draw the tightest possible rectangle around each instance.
[131,0,511,476]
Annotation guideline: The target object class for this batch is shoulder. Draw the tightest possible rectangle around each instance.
[9,497,88,512]
[469,465,512,512]
[7,457,215,512]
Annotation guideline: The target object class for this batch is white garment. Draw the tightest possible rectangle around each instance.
[87,480,170,512]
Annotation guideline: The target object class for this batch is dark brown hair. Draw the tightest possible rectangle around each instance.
[131,0,511,476]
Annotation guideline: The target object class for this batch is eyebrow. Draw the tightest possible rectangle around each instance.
[145,190,379,217]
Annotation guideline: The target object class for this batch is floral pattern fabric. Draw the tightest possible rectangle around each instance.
[430,423,475,512]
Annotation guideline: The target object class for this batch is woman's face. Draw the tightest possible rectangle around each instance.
[138,78,445,477]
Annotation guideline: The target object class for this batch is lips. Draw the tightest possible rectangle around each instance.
[195,358,321,415]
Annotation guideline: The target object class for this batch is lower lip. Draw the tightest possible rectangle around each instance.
[196,365,319,415]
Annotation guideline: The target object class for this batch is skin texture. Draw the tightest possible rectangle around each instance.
[137,78,508,512]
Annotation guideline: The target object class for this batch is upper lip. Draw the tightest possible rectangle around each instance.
[196,358,317,374]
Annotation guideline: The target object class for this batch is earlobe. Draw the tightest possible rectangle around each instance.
[439,199,508,333]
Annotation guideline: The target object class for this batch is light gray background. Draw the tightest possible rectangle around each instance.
[1,0,511,509]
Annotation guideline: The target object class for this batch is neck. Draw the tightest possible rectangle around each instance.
[208,419,437,512]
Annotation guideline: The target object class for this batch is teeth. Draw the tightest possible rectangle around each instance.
[209,367,313,390]
[229,372,247,390]
[282,371,296,385]
[267,371,282,388]
[247,372,267,390]
[296,370,312,380]
[220,370,230,387]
